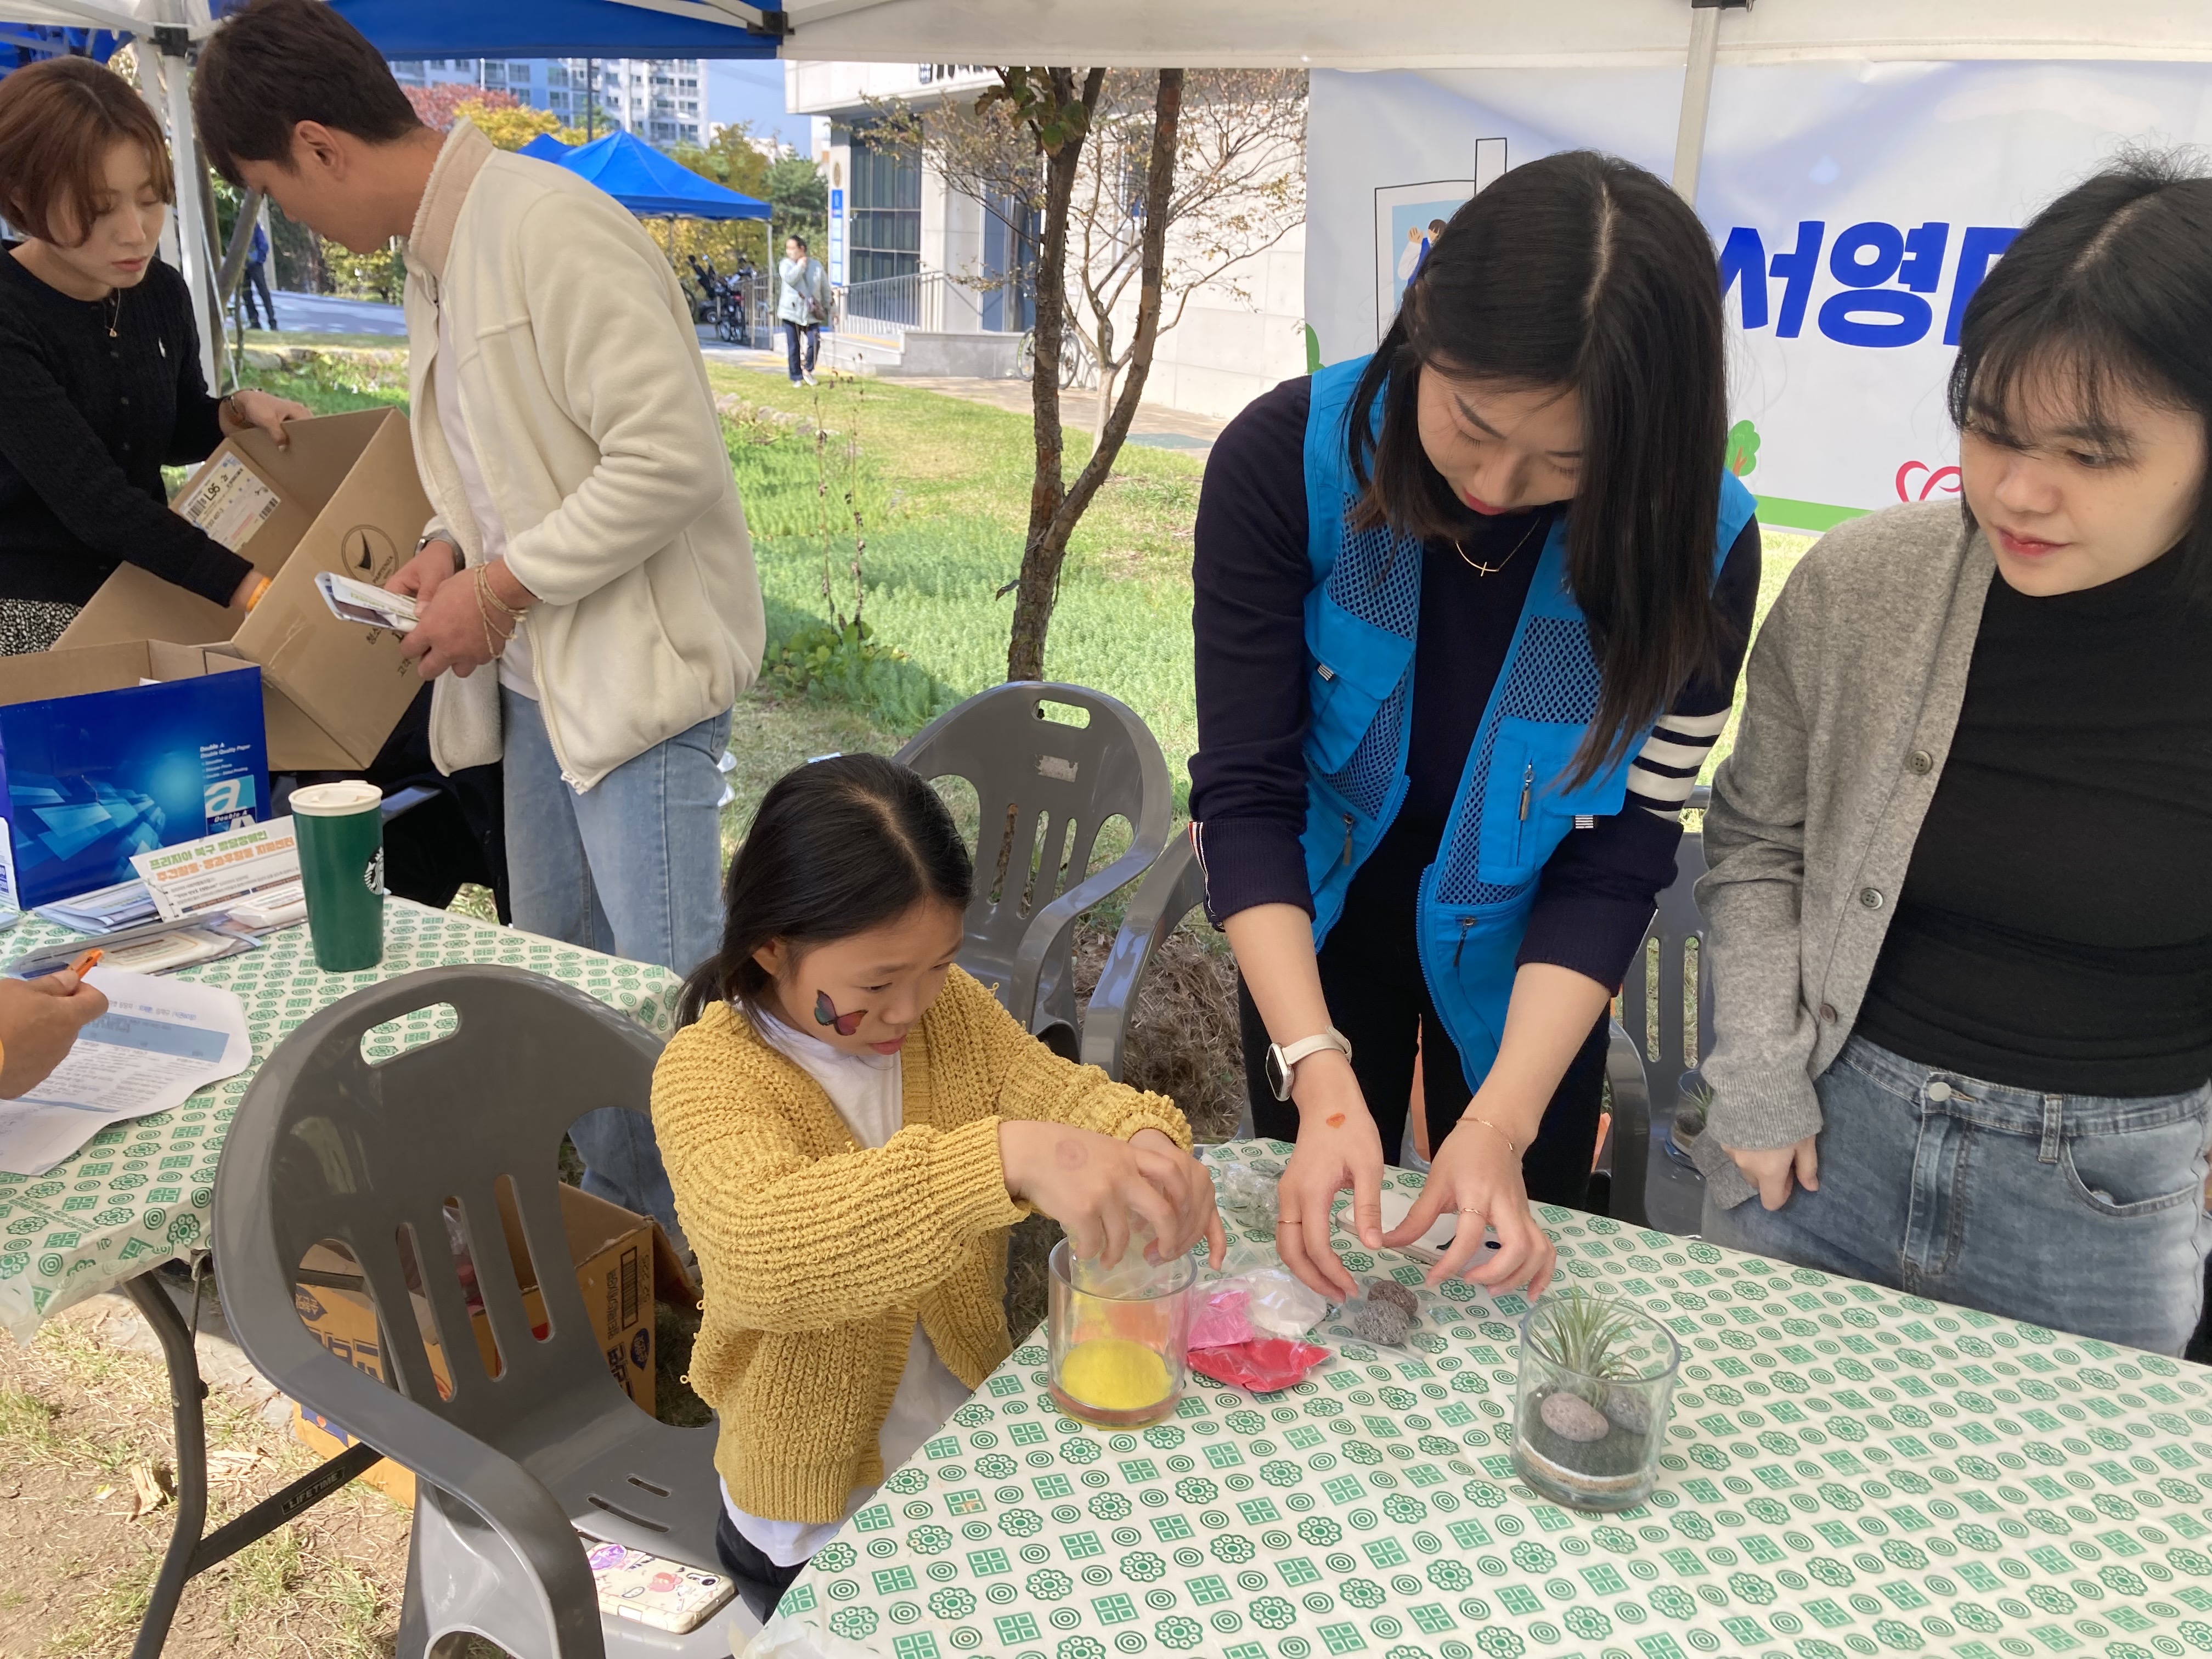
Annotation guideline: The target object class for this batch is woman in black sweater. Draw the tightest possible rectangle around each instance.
[0,57,304,654]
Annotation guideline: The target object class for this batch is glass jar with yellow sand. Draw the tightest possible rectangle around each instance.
[1046,1237,1195,1427]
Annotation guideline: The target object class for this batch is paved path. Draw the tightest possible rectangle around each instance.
[250,290,407,337]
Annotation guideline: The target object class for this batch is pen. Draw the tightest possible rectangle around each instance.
[66,948,101,979]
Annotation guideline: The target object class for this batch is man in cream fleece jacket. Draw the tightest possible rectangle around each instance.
[195,0,763,1237]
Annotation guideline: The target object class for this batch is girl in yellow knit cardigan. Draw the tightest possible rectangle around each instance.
[653,754,1226,1613]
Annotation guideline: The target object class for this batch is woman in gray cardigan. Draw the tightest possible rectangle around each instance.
[1696,155,2212,1355]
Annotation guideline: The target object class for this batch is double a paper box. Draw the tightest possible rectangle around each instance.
[288,1184,693,1506]
[0,641,267,909]
[58,408,430,772]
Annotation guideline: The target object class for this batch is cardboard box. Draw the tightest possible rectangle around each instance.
[57,408,431,772]
[0,640,268,909]
[288,1184,693,1506]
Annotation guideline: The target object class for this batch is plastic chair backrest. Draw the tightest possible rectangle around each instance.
[1617,820,1712,1133]
[213,964,669,1474]
[896,682,1173,1046]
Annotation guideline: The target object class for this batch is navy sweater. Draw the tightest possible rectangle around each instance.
[1189,375,1760,991]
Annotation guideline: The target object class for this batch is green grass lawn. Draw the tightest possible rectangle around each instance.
[251,349,1809,816]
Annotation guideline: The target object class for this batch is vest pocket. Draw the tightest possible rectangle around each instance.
[1474,719,1626,882]
[1305,659,1393,777]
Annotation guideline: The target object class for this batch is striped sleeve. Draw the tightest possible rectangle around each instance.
[1626,706,1733,819]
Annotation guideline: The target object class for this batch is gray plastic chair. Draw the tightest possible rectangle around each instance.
[896,682,1173,1066]
[1606,787,1715,1233]
[212,965,749,1659]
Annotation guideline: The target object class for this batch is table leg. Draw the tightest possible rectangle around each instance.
[120,1269,389,1658]
[122,1271,210,1659]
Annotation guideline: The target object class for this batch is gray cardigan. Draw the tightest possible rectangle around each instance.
[1694,501,1996,1207]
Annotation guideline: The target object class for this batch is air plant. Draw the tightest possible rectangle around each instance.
[1525,1288,1646,1402]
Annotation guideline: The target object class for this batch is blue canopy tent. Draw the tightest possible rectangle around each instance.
[533,129,771,221]
[324,0,783,58]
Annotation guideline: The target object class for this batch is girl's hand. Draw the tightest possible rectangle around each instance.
[1273,1059,1386,1301]
[1385,1113,1555,1297]
[1129,1128,1229,1269]
[1001,1121,1221,1270]
[1724,1137,1818,1210]
[221,388,311,446]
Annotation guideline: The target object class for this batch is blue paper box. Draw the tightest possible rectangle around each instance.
[0,640,269,908]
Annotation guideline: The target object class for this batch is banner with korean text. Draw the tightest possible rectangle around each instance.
[1307,63,2212,533]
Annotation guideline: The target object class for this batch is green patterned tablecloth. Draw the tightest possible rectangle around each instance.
[0,899,679,1341]
[770,1140,2212,1659]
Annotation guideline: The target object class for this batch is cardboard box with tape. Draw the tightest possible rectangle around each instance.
[289,1183,693,1506]
[57,408,429,772]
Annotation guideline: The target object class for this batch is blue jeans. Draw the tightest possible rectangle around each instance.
[501,689,730,1242]
[783,321,819,380]
[1703,1035,2212,1354]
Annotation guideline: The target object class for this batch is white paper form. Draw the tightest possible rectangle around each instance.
[0,968,251,1176]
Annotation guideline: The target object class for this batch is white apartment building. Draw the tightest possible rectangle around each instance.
[785,61,1308,420]
[387,57,711,151]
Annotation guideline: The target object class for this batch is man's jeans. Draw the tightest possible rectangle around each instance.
[501,689,729,1243]
[1704,1034,2212,1355]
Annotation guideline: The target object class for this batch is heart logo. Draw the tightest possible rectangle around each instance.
[1895,461,1962,502]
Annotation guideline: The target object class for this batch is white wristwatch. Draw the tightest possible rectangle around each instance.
[1265,1028,1353,1102]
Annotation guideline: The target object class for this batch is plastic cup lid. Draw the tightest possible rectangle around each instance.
[289,780,383,816]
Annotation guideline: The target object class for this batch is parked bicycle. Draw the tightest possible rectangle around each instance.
[1015,324,1093,388]
[687,253,752,346]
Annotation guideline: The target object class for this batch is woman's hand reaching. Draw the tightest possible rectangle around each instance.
[219,388,311,447]
[1383,1114,1556,1297]
[1272,1054,1386,1301]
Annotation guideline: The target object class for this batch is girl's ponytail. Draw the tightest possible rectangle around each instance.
[676,754,974,1027]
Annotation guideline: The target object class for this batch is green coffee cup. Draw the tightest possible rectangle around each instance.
[290,781,386,972]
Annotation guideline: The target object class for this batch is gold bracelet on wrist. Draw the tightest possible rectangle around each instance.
[1462,1115,1519,1157]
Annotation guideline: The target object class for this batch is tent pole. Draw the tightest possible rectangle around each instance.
[134,39,184,281]
[153,8,220,390]
[1669,1,1740,207]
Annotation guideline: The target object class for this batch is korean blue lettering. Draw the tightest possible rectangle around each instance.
[1944,226,2020,345]
[1818,221,1949,347]
[1768,222,1825,338]
[1719,225,1769,330]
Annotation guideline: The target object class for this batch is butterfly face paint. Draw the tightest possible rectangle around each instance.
[815,989,865,1037]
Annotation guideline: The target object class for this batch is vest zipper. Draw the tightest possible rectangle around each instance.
[1342,812,1355,867]
[1452,915,1475,968]
[1518,763,1534,821]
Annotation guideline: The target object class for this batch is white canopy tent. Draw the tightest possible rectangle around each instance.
[7,0,2211,379]
[765,0,2212,204]
[765,0,2212,69]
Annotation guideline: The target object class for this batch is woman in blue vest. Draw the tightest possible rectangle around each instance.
[1190,151,1760,1301]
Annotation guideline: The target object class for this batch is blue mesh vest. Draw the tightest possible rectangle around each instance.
[1297,356,1756,1092]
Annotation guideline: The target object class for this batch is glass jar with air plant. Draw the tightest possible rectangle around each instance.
[1512,1288,1681,1510]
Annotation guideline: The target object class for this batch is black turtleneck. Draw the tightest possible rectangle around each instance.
[1857,549,2212,1096]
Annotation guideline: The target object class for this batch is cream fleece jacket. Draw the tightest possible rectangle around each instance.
[400,120,763,790]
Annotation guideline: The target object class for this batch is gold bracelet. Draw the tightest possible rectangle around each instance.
[472,575,514,659]
[1462,1115,1519,1157]
[473,563,527,623]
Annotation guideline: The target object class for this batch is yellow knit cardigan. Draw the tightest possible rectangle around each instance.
[652,965,1193,1523]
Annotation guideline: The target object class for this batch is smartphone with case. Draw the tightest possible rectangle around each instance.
[579,1533,738,1634]
[315,571,419,632]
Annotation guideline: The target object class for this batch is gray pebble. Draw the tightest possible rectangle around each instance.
[1368,1279,1418,1317]
[1538,1390,1611,1443]
[1603,1391,1650,1436]
[1347,1299,1412,1347]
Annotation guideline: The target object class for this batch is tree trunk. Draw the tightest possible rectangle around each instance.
[1006,68,1104,684]
[1006,68,1184,683]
